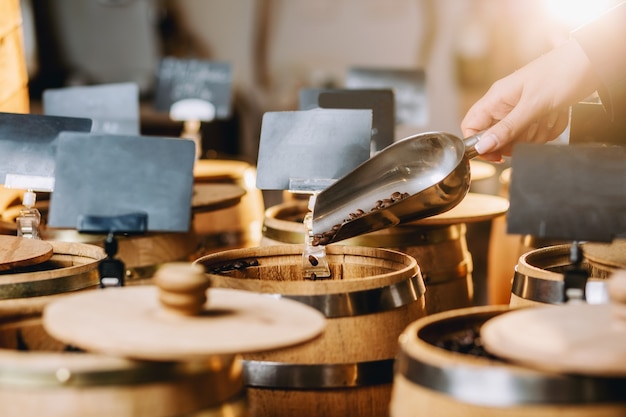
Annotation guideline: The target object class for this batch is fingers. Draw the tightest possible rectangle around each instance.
[525,109,570,144]
[473,107,570,157]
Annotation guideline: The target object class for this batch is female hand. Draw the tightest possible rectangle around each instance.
[461,39,601,161]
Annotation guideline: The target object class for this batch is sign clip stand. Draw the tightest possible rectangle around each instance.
[289,178,335,280]
[563,241,589,304]
[77,212,148,288]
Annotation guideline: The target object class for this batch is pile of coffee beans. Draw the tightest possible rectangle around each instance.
[434,326,498,359]
[312,191,410,246]
[208,259,259,274]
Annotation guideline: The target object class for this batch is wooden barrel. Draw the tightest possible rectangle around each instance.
[40,229,199,283]
[509,243,618,307]
[0,239,102,367]
[487,167,567,304]
[576,239,626,277]
[1,191,207,281]
[390,305,626,416]
[0,240,105,321]
[195,244,426,417]
[0,0,29,114]
[192,159,265,254]
[486,167,515,304]
[0,317,247,417]
[261,194,508,314]
[0,220,15,235]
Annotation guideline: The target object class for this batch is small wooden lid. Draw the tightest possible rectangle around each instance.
[193,159,251,182]
[0,235,54,271]
[191,183,246,213]
[583,239,626,270]
[43,263,326,361]
[481,270,626,377]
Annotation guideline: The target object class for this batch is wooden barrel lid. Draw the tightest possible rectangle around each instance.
[481,270,626,377]
[470,160,497,182]
[192,183,246,213]
[3,185,244,221]
[193,159,251,182]
[412,193,509,225]
[0,236,54,271]
[583,239,626,270]
[43,263,326,361]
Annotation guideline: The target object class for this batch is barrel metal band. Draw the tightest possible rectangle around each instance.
[261,225,302,244]
[275,274,424,318]
[510,271,563,304]
[330,224,464,248]
[0,360,238,391]
[511,271,609,305]
[0,270,99,299]
[395,349,626,406]
[243,358,394,389]
[262,223,464,247]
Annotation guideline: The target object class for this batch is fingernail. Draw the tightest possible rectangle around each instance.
[475,133,498,154]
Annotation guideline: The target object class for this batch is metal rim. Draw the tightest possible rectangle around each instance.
[263,274,424,318]
[243,358,394,389]
[0,354,241,390]
[396,306,626,406]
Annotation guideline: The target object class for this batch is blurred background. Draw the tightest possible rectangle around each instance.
[18,0,620,165]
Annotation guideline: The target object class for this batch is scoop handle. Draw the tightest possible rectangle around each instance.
[463,132,483,160]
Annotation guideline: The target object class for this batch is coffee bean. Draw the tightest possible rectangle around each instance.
[210,259,259,274]
[312,191,411,246]
[434,326,498,359]
[308,255,319,266]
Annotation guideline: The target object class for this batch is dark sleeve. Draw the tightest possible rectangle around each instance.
[571,1,626,121]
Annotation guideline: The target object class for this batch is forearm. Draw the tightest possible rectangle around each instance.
[571,2,626,120]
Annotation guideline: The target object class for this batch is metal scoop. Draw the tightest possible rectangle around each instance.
[312,131,481,244]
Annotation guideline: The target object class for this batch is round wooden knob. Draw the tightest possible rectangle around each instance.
[154,262,210,316]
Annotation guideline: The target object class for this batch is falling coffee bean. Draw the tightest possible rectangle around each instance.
[308,255,319,266]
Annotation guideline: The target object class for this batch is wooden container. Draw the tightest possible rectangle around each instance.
[192,159,265,254]
[509,243,617,307]
[195,244,426,417]
[486,167,566,304]
[0,240,104,321]
[583,239,626,278]
[2,191,205,281]
[0,0,29,114]
[0,220,15,235]
[261,200,474,314]
[390,305,626,417]
[40,229,199,283]
[0,318,247,417]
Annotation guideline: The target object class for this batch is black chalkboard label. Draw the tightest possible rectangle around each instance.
[346,67,426,127]
[0,112,92,190]
[49,132,195,232]
[299,88,395,153]
[256,109,372,190]
[508,143,626,242]
[154,57,233,120]
[43,82,140,135]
